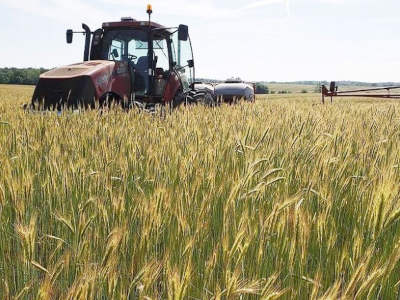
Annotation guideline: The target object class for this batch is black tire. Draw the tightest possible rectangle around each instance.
[99,92,123,109]
[192,91,218,107]
[172,92,186,109]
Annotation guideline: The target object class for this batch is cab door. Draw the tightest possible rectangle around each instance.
[171,33,195,92]
[108,39,131,100]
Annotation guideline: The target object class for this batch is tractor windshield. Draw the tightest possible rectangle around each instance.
[102,29,149,61]
[101,29,150,93]
[101,29,171,94]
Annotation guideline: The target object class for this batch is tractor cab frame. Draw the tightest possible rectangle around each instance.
[68,17,195,105]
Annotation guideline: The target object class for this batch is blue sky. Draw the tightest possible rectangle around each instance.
[1,0,399,82]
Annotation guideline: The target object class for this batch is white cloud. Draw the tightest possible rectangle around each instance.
[102,0,290,19]
[2,0,292,22]
[244,0,283,9]
[242,0,291,16]
[3,0,399,81]
[1,0,107,23]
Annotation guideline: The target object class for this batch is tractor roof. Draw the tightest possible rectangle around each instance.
[102,19,166,31]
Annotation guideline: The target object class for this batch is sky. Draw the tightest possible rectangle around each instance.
[1,0,400,82]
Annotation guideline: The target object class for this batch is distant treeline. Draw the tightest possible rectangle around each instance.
[255,83,269,94]
[1,69,398,89]
[0,68,48,85]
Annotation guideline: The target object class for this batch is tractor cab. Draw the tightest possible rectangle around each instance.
[84,17,195,102]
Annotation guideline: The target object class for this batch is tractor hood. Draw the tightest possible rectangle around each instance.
[32,60,116,110]
[214,82,254,96]
[40,61,115,79]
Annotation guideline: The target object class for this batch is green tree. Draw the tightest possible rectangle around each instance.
[0,68,47,85]
[255,83,269,94]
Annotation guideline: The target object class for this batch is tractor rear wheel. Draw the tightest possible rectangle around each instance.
[194,91,217,107]
[172,90,218,109]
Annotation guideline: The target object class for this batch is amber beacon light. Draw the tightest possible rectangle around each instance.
[147,4,153,15]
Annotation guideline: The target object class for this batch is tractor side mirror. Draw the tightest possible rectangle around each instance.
[112,49,119,59]
[187,59,194,68]
[178,25,189,41]
[66,29,73,44]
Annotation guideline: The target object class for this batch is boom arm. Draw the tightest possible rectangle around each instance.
[321,82,400,103]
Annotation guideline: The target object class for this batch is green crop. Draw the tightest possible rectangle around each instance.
[1,85,400,299]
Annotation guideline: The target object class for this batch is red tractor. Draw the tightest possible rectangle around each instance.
[31,5,211,111]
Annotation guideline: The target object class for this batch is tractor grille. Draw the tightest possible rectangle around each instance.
[32,76,96,110]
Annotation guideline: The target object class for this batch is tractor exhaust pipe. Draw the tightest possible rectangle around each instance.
[66,24,92,61]
[82,23,91,62]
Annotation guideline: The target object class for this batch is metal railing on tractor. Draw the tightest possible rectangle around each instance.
[321,82,400,104]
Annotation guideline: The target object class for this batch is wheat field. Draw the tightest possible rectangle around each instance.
[1,84,400,299]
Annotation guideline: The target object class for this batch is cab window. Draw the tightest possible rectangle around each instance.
[108,40,124,61]
[153,39,169,71]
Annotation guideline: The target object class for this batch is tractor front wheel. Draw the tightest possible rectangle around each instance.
[172,92,186,109]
